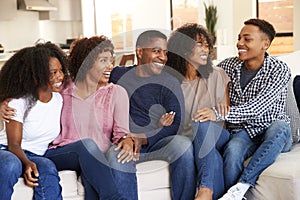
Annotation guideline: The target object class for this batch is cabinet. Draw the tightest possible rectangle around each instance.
[0,0,17,20]
[39,0,81,21]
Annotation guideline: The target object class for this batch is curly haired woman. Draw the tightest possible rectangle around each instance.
[166,23,230,200]
[0,42,68,200]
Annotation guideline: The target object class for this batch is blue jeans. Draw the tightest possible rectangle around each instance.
[44,139,126,200]
[192,121,230,200]
[106,146,138,200]
[0,145,62,200]
[141,135,196,200]
[106,135,196,200]
[223,121,292,189]
[0,148,22,200]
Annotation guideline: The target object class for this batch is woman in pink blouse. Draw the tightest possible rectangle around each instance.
[50,36,132,155]
[46,36,133,199]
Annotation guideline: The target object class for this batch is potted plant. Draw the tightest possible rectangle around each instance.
[204,1,218,45]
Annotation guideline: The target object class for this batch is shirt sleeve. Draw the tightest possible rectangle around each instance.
[8,98,26,123]
[111,85,130,144]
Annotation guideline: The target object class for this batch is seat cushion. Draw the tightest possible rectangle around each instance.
[245,143,300,200]
[136,160,170,191]
[136,160,171,200]
[12,170,84,200]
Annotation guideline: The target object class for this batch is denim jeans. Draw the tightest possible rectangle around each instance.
[44,139,126,200]
[192,121,230,200]
[106,135,196,200]
[223,120,292,189]
[0,145,62,200]
[141,135,196,200]
[0,148,22,200]
[106,146,138,200]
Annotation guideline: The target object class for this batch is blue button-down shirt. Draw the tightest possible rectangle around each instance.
[218,53,291,138]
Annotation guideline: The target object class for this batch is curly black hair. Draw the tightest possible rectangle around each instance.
[0,42,68,103]
[69,35,114,82]
[166,23,214,82]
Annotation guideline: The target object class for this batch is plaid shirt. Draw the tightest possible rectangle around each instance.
[218,53,291,138]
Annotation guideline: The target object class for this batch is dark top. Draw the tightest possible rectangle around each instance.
[293,75,300,112]
[109,65,185,152]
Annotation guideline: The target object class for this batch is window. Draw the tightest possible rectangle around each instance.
[110,0,134,51]
[171,0,200,30]
[257,0,294,55]
[111,13,133,50]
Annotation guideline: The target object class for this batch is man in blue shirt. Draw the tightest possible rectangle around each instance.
[218,19,292,200]
[108,30,196,200]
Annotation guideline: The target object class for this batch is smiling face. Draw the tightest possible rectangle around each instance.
[187,34,209,67]
[136,37,168,77]
[237,24,270,62]
[48,57,64,92]
[88,51,114,87]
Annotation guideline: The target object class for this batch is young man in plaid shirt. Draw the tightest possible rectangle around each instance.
[218,18,292,200]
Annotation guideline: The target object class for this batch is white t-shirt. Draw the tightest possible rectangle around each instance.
[0,92,63,155]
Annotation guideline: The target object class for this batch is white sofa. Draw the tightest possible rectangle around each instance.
[10,51,300,200]
[12,160,172,200]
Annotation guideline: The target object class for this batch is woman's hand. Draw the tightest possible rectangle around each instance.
[215,103,230,118]
[115,135,134,164]
[23,161,39,187]
[0,98,15,123]
[158,111,175,127]
[192,108,216,122]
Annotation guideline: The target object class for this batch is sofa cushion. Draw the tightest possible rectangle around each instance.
[277,52,300,143]
[12,170,84,200]
[137,160,171,200]
[245,143,300,200]
[136,160,170,191]
[285,79,300,143]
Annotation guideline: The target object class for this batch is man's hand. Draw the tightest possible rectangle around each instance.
[215,103,230,118]
[128,133,148,161]
[158,111,175,127]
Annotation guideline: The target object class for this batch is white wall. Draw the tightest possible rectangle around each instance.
[0,11,40,52]
[0,8,82,52]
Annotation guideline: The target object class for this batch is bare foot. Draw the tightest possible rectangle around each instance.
[194,187,213,200]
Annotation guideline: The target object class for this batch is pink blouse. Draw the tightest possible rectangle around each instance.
[50,82,130,152]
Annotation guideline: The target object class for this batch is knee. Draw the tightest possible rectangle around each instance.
[172,135,194,160]
[106,145,136,172]
[223,142,242,162]
[0,154,22,177]
[37,158,58,176]
[267,121,291,138]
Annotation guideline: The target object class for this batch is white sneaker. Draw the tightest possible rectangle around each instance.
[218,186,247,200]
